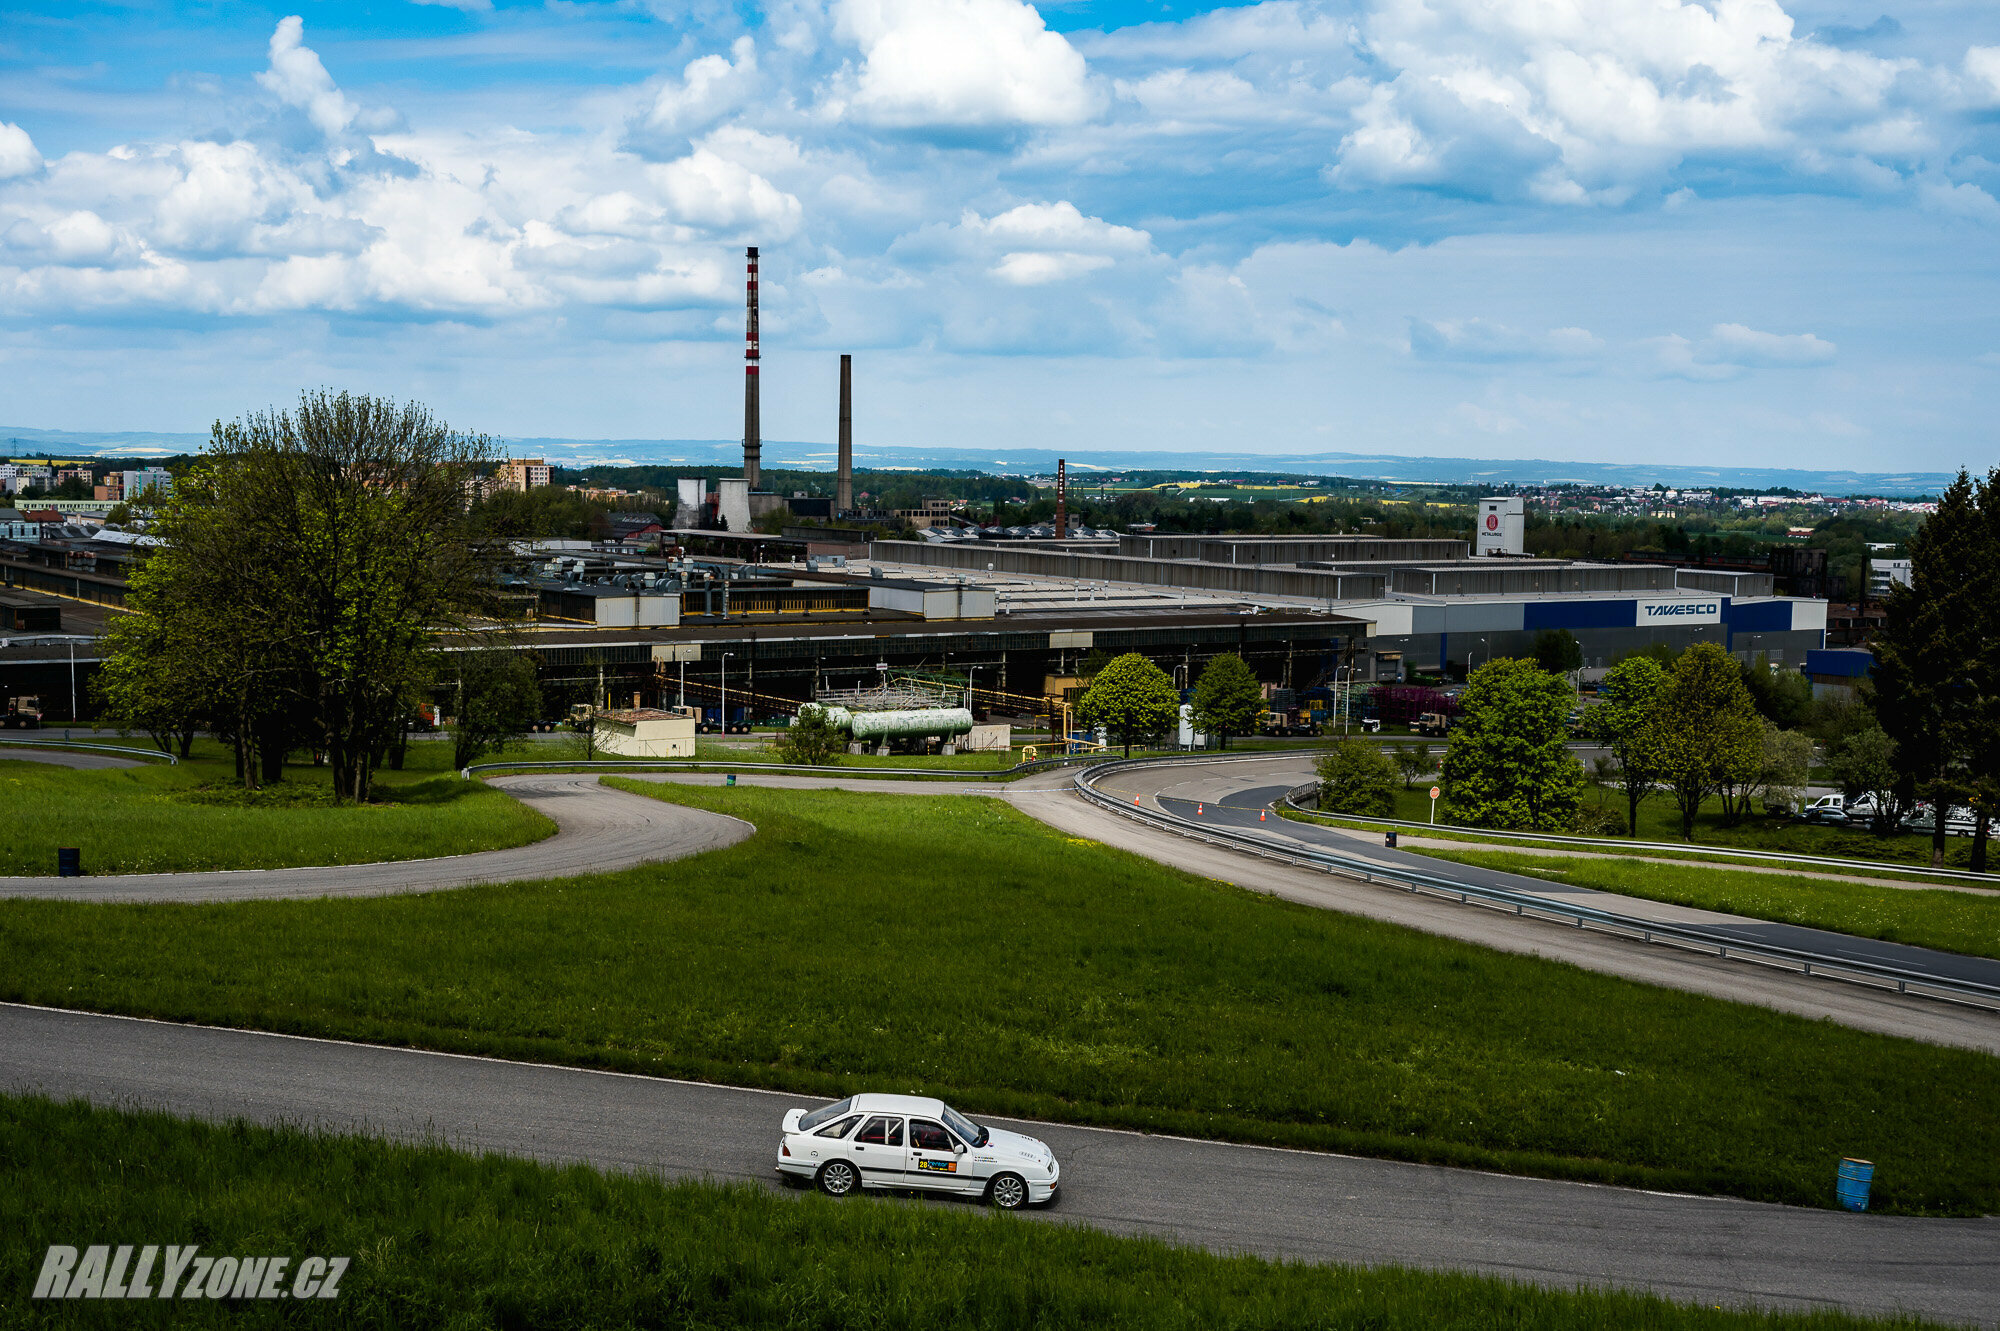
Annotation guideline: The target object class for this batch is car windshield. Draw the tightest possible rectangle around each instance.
[941,1104,987,1148]
[798,1097,854,1132]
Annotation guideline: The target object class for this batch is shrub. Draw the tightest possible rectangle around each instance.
[1315,738,1398,817]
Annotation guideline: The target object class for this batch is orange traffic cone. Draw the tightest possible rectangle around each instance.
[1133,797,1141,806]
[1197,803,1204,815]
[1259,809,1267,821]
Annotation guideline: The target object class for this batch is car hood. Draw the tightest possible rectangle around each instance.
[982,1127,1053,1163]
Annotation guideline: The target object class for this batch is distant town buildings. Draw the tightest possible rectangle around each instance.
[497,458,552,492]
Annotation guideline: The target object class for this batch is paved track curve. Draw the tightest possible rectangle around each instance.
[0,747,143,770]
[0,774,751,903]
[3,1003,1992,1326]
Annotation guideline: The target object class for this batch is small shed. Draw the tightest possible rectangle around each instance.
[594,707,697,758]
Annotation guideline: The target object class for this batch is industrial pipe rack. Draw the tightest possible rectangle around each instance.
[1072,755,2000,1012]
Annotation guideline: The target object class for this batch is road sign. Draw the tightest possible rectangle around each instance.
[1429,786,1440,799]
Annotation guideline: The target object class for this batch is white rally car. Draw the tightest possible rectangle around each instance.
[777,1093,1060,1209]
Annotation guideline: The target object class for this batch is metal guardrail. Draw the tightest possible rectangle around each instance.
[1073,757,2000,1011]
[1061,748,1996,886]
[1276,789,1999,886]
[0,738,177,765]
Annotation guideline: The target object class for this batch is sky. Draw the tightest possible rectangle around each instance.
[2,0,1999,473]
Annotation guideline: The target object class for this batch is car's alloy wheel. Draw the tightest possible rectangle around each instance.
[988,1173,1028,1210]
[819,1161,858,1197]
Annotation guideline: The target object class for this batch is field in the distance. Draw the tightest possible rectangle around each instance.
[2,782,1995,1213]
[0,745,553,875]
[0,1095,1933,1331]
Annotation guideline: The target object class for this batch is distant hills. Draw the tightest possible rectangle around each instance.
[1,425,1956,497]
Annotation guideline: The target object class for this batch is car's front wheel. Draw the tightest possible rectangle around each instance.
[818,1161,859,1197]
[988,1173,1028,1210]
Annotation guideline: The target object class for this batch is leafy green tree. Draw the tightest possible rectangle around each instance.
[1584,655,1666,837]
[1873,472,1986,868]
[92,612,202,759]
[776,706,845,766]
[1653,643,1763,838]
[1076,653,1179,756]
[1440,658,1585,831]
[1756,722,1814,818]
[1315,738,1398,817]
[1392,745,1432,790]
[1189,653,1265,749]
[109,391,493,798]
[1969,469,2000,871]
[1532,629,1583,677]
[468,485,604,540]
[448,648,544,771]
[1827,726,1903,834]
[1738,657,1813,730]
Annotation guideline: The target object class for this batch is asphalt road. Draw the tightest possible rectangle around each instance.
[0,774,751,902]
[0,747,143,770]
[3,1003,1992,1325]
[1150,777,2000,993]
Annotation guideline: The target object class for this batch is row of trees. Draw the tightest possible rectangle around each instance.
[1072,652,1269,755]
[95,392,535,798]
[1315,644,1810,841]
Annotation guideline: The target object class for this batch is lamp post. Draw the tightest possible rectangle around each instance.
[728,647,744,731]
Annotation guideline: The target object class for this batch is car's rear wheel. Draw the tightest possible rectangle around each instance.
[818,1161,859,1197]
[988,1173,1028,1210]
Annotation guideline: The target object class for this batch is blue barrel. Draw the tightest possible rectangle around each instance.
[1384,830,1399,849]
[725,773,736,787]
[57,847,80,878]
[1835,1158,1874,1212]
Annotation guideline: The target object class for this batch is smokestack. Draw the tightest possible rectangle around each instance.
[743,246,761,490]
[836,354,853,515]
[1055,458,1067,541]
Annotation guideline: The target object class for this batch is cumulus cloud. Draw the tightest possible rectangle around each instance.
[0,122,41,179]
[958,201,1150,284]
[1330,0,1916,201]
[645,37,760,138]
[650,148,804,236]
[255,17,357,138]
[834,0,1099,128]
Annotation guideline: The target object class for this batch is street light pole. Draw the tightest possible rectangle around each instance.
[721,653,734,735]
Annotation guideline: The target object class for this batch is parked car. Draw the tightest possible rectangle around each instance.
[1904,804,1981,837]
[1798,794,1849,824]
[777,1093,1060,1209]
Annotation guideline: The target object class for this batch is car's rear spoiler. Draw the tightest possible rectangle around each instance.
[782,1108,803,1133]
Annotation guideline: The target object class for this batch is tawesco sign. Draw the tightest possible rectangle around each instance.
[1634,598,1722,626]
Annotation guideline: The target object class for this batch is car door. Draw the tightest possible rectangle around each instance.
[907,1118,972,1193]
[849,1114,907,1187]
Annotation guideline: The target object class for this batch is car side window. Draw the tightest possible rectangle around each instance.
[814,1115,860,1139]
[909,1119,953,1152]
[855,1115,899,1145]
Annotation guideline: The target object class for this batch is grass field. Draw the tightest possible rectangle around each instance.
[0,744,553,876]
[2,783,1995,1214]
[0,1097,1934,1331]
[1405,847,2000,961]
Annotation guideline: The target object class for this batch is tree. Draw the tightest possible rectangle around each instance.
[1827,726,1903,835]
[1315,738,1397,817]
[1969,469,2000,871]
[1738,656,1812,730]
[1653,643,1764,839]
[1440,658,1585,831]
[1756,722,1814,818]
[104,391,494,799]
[92,612,202,759]
[1584,655,1666,837]
[1532,629,1583,677]
[1076,653,1179,756]
[776,706,844,766]
[1873,472,1986,868]
[1190,653,1265,749]
[1392,745,1432,791]
[449,648,543,771]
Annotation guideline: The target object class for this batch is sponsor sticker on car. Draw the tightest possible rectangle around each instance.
[916,1159,957,1174]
